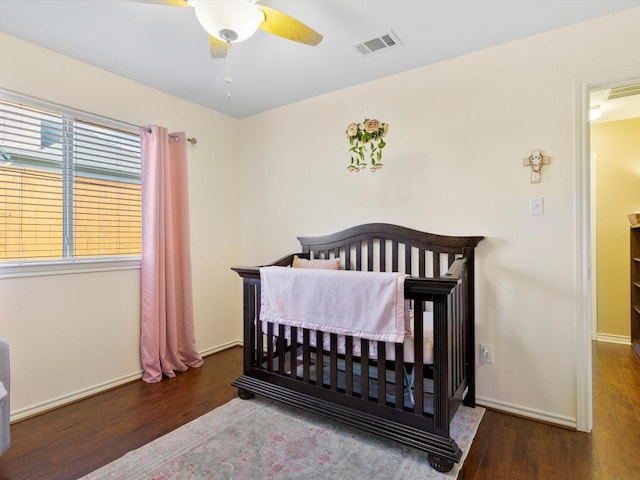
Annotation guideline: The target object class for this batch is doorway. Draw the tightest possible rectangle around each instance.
[576,75,640,433]
[589,85,640,341]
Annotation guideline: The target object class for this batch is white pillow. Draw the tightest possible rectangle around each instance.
[292,255,340,270]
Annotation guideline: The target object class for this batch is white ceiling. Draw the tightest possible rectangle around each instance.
[590,86,640,124]
[1,0,640,119]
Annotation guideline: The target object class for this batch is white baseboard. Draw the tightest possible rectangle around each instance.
[476,396,577,429]
[199,339,243,357]
[595,333,631,345]
[10,370,143,423]
[10,340,245,423]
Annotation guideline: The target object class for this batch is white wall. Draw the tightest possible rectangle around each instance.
[237,8,640,428]
[0,33,243,420]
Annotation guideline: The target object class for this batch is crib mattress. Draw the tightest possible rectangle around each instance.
[261,311,434,364]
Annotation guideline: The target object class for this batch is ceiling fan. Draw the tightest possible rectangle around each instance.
[139,0,323,58]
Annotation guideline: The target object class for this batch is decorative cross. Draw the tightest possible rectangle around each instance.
[523,150,551,183]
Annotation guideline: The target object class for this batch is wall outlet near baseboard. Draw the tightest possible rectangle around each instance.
[480,344,494,364]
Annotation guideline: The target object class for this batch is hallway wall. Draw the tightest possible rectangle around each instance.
[592,117,640,340]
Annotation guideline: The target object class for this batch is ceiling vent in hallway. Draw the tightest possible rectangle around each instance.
[352,31,400,55]
[608,84,640,100]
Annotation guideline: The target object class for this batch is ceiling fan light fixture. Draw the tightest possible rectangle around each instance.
[191,1,264,43]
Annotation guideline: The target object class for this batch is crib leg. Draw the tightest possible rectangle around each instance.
[428,454,455,473]
[237,388,255,400]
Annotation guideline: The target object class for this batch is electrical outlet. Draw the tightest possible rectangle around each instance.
[480,344,493,364]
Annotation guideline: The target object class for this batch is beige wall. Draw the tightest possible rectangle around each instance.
[237,8,640,427]
[4,5,640,428]
[591,118,640,339]
[0,33,243,420]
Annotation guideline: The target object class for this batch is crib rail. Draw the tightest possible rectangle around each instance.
[232,257,469,434]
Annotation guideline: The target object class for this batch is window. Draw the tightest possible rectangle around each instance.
[0,92,141,266]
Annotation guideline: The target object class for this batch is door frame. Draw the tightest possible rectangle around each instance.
[575,67,640,432]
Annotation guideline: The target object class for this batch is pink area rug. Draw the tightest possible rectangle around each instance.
[80,397,484,479]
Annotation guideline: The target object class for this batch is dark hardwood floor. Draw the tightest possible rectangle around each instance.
[0,341,638,479]
[460,341,640,480]
[0,347,243,480]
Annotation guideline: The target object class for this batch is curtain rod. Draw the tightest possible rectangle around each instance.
[142,127,197,145]
[0,87,197,145]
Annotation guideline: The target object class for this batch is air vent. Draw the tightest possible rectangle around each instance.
[608,84,640,100]
[352,31,400,55]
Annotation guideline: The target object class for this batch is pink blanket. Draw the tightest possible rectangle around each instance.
[259,266,408,343]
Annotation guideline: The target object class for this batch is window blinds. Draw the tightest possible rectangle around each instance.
[0,97,141,262]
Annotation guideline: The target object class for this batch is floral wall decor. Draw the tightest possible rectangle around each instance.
[345,119,389,172]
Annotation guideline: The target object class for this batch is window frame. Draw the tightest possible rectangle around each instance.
[0,89,142,277]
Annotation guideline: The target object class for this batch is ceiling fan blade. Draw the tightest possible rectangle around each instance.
[209,35,229,58]
[257,5,323,46]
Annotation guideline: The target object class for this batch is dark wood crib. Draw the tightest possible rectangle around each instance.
[231,223,483,471]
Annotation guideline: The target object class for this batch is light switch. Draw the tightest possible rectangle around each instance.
[529,196,544,216]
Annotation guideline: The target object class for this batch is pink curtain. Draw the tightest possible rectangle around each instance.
[139,126,203,383]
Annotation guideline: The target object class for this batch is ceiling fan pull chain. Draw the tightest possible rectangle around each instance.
[225,77,232,100]
[224,42,232,100]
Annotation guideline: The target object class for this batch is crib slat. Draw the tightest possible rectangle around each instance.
[367,238,374,271]
[433,298,448,436]
[453,285,465,396]
[451,292,458,396]
[461,278,468,393]
[413,302,425,414]
[330,334,338,390]
[253,282,260,367]
[355,242,362,271]
[277,324,286,374]
[345,336,354,396]
[405,245,411,274]
[457,288,464,392]
[419,249,426,277]
[316,331,324,386]
[377,342,386,404]
[433,252,440,278]
[451,292,458,395]
[379,239,386,273]
[290,326,298,379]
[391,240,398,272]
[252,320,264,365]
[394,343,404,409]
[361,339,370,400]
[302,329,311,383]
[256,319,263,367]
[266,322,274,372]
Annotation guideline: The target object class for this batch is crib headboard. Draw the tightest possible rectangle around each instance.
[297,223,483,278]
